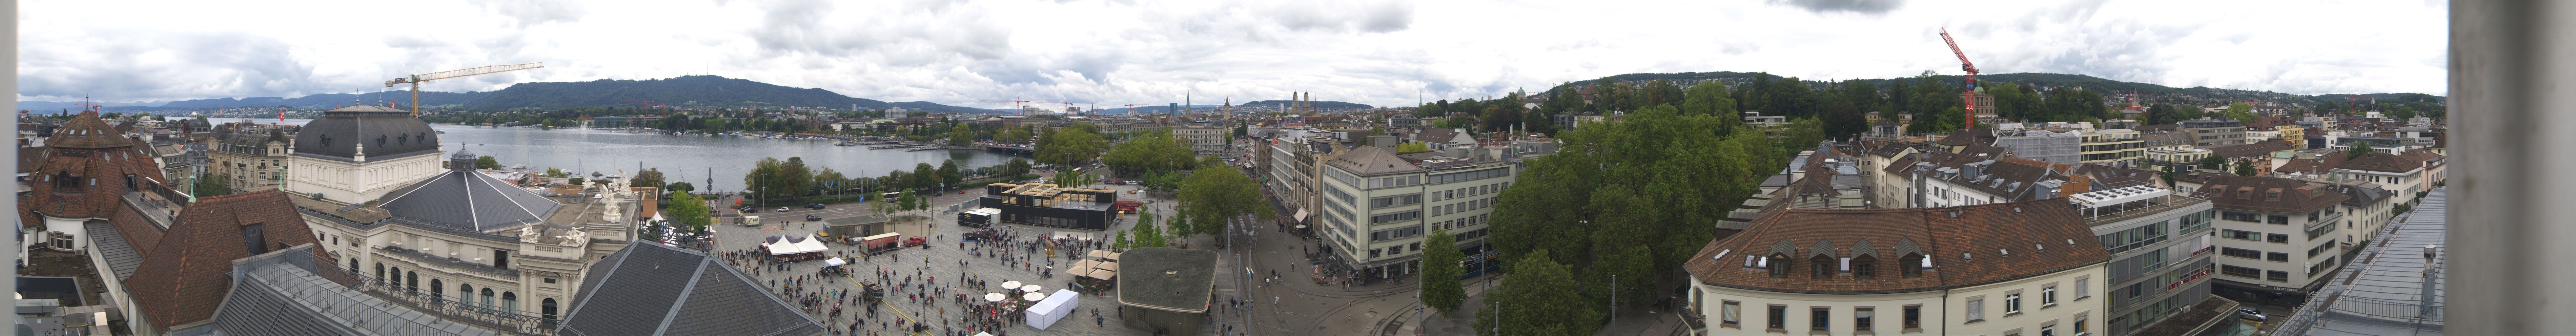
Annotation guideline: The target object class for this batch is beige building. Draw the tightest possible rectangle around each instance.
[209,124,296,192]
[1175,123,1230,155]
[2193,176,2349,308]
[1318,145,1520,277]
[285,105,449,203]
[2080,129,2145,165]
[1684,200,2109,336]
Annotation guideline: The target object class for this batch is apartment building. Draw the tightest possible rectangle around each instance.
[1684,200,2109,336]
[2193,176,2350,307]
[2329,151,2442,204]
[2071,184,2220,335]
[2080,129,2146,166]
[2178,119,2247,148]
[1318,146,1518,278]
[209,124,296,192]
[1176,123,1230,155]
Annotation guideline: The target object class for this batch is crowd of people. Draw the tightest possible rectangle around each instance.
[712,223,1145,336]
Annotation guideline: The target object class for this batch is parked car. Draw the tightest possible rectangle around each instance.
[2236,308,2267,322]
[807,214,823,221]
[904,236,928,247]
[740,206,758,213]
[807,203,827,210]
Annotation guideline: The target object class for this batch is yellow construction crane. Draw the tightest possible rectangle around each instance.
[384,62,545,116]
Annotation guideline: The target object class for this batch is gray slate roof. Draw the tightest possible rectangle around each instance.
[2274,186,2446,336]
[184,245,505,336]
[559,242,822,336]
[376,166,566,233]
[291,105,440,162]
[1115,247,1218,313]
[83,220,144,280]
[1324,146,1425,177]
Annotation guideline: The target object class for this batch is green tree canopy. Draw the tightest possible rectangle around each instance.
[938,159,964,187]
[1420,229,1465,316]
[474,156,502,169]
[193,174,233,196]
[950,123,973,145]
[2198,154,2228,172]
[666,190,713,230]
[2348,142,2376,159]
[1103,130,1196,174]
[2235,158,2259,176]
[1396,141,1431,153]
[1035,126,1107,166]
[1471,250,1603,336]
[631,168,666,190]
[1178,156,1270,247]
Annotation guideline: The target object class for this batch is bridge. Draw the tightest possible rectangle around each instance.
[983,144,1036,154]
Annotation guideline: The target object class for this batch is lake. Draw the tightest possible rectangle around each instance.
[209,118,1024,192]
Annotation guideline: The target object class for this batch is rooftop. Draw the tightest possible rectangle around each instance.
[2272,187,2447,336]
[1116,247,1219,313]
[1684,200,2112,294]
[559,242,823,336]
[2195,175,2350,214]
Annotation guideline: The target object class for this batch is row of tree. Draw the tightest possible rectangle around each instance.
[1412,103,1790,335]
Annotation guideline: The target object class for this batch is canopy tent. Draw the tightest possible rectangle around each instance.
[1084,269,1116,280]
[823,258,846,267]
[1069,260,1097,273]
[984,293,1007,302]
[1022,292,1047,302]
[1292,208,1310,222]
[1021,284,1042,293]
[1023,289,1081,330]
[767,235,829,255]
[1086,250,1121,262]
[1094,261,1120,272]
[1063,266,1092,278]
[1000,281,1023,290]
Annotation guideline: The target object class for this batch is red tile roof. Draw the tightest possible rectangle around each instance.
[122,190,322,333]
[2335,152,2422,173]
[1685,200,2110,293]
[2194,176,2349,214]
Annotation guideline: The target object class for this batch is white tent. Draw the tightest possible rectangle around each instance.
[767,235,830,255]
[823,258,846,267]
[1023,289,1080,330]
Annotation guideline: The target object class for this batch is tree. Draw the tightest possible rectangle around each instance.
[2235,158,2259,176]
[1396,141,1431,153]
[1471,250,1602,336]
[898,193,921,213]
[782,157,814,196]
[950,123,973,145]
[1780,117,1828,151]
[1419,229,1465,316]
[664,181,696,194]
[1178,155,1269,247]
[1678,81,1736,116]
[1104,130,1195,175]
[568,177,587,185]
[543,167,570,178]
[1005,158,1033,178]
[1820,101,1867,140]
[2348,142,2376,159]
[193,174,234,196]
[1035,126,1107,166]
[666,191,713,230]
[474,156,502,169]
[813,168,847,196]
[938,160,964,187]
[1489,103,1783,303]
[913,162,939,189]
[2225,102,2258,122]
[631,168,667,190]
[2198,154,2228,172]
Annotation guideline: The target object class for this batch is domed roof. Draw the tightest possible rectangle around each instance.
[292,105,440,161]
[376,162,565,233]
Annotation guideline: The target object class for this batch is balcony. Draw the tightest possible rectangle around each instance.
[350,274,558,335]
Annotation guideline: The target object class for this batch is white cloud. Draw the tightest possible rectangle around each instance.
[17,0,2446,108]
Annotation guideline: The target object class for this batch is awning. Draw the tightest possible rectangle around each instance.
[1064,266,1092,278]
[1070,260,1097,271]
[1095,262,1120,272]
[1293,208,1311,222]
[1085,269,1116,280]
[824,258,847,266]
[767,235,829,255]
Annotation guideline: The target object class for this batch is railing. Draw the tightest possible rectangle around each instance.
[378,246,521,278]
[349,274,558,335]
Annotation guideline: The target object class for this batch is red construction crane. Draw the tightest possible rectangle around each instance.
[1939,28,1979,127]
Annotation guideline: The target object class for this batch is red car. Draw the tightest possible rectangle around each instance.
[904,236,928,247]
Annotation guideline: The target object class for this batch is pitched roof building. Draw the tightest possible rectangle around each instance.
[120,190,323,333]
[557,242,823,336]
[1684,200,2112,335]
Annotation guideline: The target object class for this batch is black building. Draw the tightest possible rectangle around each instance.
[978,182,1120,230]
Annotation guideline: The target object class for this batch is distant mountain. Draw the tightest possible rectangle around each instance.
[18,100,167,111]
[1238,100,1373,110]
[1546,71,2442,106]
[44,75,990,114]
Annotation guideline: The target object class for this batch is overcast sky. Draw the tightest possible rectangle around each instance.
[19,0,2447,108]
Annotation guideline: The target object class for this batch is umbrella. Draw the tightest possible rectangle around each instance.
[1001,281,1023,290]
[1021,284,1042,292]
[984,293,1007,302]
[824,258,846,267]
[1022,292,1046,302]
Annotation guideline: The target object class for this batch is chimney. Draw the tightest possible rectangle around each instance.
[2060,175,2092,198]
[2422,244,2441,315]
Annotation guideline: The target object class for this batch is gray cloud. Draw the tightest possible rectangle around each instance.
[1768,0,1905,15]
[480,0,587,28]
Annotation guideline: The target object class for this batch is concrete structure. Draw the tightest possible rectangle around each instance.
[885,107,909,119]
[2141,149,2211,175]
[1115,247,1218,334]
[1683,200,2109,336]
[1989,129,2084,165]
[2329,151,2443,205]
[1317,145,1519,277]
[2192,176,2350,308]
[285,105,449,203]
[2178,118,2248,148]
[2070,184,2220,335]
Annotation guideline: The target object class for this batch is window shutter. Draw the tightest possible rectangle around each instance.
[1968,300,1984,320]
[1724,304,1741,322]
[2076,279,2091,298]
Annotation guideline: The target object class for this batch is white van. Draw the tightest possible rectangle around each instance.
[740,215,764,227]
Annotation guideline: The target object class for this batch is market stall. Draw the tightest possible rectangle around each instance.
[1023,289,1081,330]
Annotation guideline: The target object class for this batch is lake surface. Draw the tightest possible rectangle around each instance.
[210,118,1023,192]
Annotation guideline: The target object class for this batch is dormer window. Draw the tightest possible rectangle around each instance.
[1767,254,1790,278]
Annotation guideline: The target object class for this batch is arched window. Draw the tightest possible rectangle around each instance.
[404,270,418,293]
[1902,253,1927,278]
[502,292,518,314]
[1853,255,1880,280]
[542,298,559,320]
[458,285,473,307]
[481,288,496,310]
[1811,255,1836,280]
[374,263,385,281]
[430,279,445,304]
[347,258,359,274]
[1767,254,1790,278]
